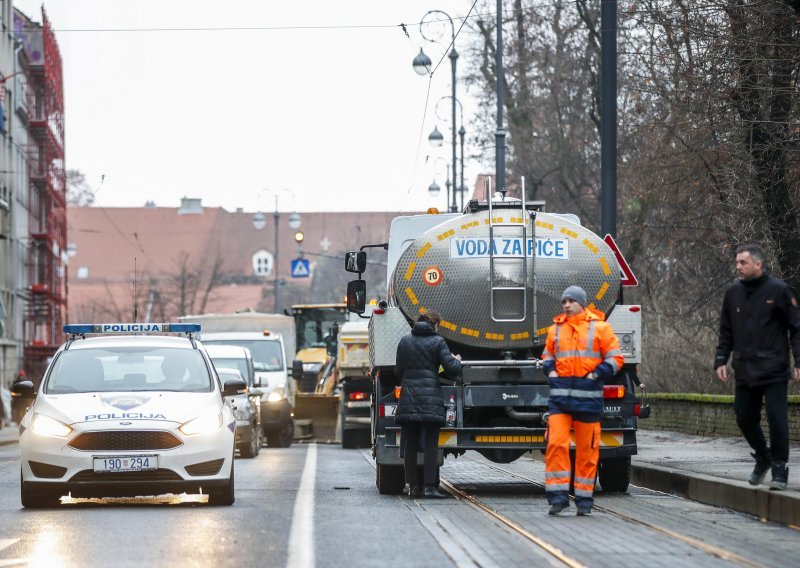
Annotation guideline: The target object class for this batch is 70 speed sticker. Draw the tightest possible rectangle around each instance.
[423,266,443,286]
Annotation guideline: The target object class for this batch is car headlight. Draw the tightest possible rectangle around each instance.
[179,411,223,436]
[31,414,73,438]
[267,388,285,403]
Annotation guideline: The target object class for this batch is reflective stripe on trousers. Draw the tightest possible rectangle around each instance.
[545,413,601,508]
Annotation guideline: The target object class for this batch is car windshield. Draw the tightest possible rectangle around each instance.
[203,340,283,372]
[210,357,252,386]
[44,346,214,394]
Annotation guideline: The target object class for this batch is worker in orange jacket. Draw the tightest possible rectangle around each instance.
[541,286,624,515]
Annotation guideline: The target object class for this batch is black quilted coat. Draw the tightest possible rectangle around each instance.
[394,322,462,425]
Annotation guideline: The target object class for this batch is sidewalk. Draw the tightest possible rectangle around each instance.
[632,429,800,526]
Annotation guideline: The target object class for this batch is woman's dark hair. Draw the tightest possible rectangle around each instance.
[417,310,441,327]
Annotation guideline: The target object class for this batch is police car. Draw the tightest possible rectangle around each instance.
[12,323,245,508]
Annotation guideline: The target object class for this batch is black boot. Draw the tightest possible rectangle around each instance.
[407,484,422,499]
[422,485,448,499]
[748,452,772,486]
[769,462,788,491]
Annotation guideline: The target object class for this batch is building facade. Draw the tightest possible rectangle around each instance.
[0,6,66,390]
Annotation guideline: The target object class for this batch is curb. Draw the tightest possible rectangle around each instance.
[631,462,800,526]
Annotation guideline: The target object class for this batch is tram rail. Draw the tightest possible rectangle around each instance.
[449,456,765,568]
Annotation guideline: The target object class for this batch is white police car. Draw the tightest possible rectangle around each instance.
[12,323,245,508]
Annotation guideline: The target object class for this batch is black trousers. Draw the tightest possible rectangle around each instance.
[402,423,439,487]
[734,381,789,463]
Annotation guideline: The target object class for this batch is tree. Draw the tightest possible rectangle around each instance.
[66,169,95,207]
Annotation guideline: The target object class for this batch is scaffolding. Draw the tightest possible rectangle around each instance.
[19,9,66,380]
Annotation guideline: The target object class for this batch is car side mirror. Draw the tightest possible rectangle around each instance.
[11,380,36,400]
[222,378,247,397]
[347,279,366,314]
[344,251,366,273]
[249,387,265,397]
[291,359,304,381]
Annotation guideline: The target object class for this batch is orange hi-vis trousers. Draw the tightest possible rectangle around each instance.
[545,413,601,509]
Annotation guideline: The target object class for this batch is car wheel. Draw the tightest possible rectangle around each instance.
[267,419,294,448]
[20,473,60,509]
[208,459,235,506]
[239,422,260,459]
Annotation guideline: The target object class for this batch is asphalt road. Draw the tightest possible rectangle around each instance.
[1,441,799,568]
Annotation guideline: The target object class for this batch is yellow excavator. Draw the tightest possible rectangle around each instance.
[290,303,348,442]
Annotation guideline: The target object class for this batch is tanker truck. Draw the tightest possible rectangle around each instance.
[344,183,648,495]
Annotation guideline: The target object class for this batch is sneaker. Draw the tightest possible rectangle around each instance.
[769,462,788,491]
[548,503,568,515]
[748,453,772,486]
[576,506,592,516]
[422,485,448,499]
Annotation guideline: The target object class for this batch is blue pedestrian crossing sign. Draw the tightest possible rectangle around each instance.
[291,258,310,278]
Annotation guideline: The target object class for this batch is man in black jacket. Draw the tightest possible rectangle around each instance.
[395,311,462,499]
[715,244,800,490]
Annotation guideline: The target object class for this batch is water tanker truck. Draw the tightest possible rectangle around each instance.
[344,185,648,494]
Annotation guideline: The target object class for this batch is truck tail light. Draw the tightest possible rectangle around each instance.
[349,391,368,401]
[394,386,402,399]
[603,385,625,399]
[634,404,641,416]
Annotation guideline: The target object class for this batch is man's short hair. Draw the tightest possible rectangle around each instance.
[417,310,441,327]
[736,243,765,264]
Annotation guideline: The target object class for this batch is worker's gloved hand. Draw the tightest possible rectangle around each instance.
[542,360,555,377]
[592,362,614,381]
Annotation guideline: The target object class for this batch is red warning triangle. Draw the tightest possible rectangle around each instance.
[603,234,639,287]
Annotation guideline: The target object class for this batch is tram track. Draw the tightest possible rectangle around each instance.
[449,456,765,568]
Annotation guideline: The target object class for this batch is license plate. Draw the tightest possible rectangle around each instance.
[93,455,158,473]
[346,400,371,408]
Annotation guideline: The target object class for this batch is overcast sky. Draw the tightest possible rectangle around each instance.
[15,0,489,213]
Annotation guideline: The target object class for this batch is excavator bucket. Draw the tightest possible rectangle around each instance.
[294,394,340,443]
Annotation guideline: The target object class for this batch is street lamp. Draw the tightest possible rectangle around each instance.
[428,126,444,148]
[428,180,441,197]
[434,96,467,210]
[252,189,295,313]
[412,9,459,213]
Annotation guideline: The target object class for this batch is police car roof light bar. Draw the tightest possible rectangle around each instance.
[63,323,202,335]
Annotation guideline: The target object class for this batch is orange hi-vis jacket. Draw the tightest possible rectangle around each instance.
[542,306,623,379]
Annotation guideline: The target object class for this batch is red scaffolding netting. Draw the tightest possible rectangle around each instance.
[20,8,67,380]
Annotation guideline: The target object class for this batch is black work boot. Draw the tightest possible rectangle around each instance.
[422,485,448,499]
[748,452,772,486]
[407,484,422,499]
[548,502,568,515]
[769,462,788,491]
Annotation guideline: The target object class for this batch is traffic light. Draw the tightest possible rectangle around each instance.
[294,231,304,244]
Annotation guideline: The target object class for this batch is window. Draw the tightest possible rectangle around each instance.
[251,250,273,277]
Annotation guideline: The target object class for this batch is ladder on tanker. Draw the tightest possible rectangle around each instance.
[487,177,534,323]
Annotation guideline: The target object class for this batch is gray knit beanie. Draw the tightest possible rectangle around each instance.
[561,285,588,307]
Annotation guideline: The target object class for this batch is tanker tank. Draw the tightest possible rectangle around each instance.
[388,207,621,352]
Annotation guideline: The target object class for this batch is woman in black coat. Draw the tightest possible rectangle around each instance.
[395,311,462,498]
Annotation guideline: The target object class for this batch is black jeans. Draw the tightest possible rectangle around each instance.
[734,381,789,462]
[402,423,440,487]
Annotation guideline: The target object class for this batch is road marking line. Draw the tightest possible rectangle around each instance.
[287,443,317,568]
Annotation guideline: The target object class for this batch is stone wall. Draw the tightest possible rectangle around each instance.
[638,393,800,441]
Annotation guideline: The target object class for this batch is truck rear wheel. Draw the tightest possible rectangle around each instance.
[376,464,405,495]
[598,456,631,493]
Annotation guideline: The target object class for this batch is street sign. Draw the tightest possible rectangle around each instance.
[603,234,638,287]
[291,258,310,278]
